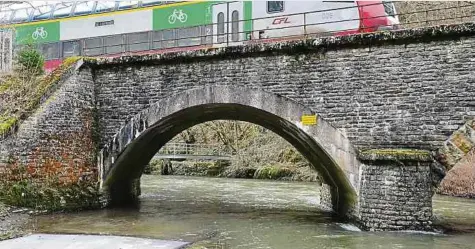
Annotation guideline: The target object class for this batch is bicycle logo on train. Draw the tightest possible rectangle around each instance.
[32,27,48,40]
[168,9,188,24]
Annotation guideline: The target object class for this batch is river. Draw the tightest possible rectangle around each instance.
[30,175,475,249]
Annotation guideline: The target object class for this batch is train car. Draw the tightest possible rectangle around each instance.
[0,1,399,72]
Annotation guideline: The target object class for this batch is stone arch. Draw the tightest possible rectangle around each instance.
[97,86,361,216]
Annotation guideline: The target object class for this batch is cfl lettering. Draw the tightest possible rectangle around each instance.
[272,17,290,25]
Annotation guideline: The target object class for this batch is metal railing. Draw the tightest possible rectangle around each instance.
[156,143,232,157]
[0,29,12,73]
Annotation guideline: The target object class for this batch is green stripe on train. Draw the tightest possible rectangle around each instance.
[14,21,60,45]
[244,1,252,35]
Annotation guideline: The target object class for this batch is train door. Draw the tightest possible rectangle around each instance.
[212,2,243,46]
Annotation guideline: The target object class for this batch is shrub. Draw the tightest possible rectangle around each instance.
[16,45,44,75]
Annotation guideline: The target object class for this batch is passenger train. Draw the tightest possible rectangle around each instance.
[0,1,399,72]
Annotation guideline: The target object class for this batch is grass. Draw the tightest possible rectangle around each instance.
[0,57,82,138]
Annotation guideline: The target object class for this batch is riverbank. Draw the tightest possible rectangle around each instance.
[145,159,321,182]
[437,152,475,198]
[0,202,31,241]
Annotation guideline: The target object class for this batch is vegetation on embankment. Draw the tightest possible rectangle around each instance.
[0,45,81,138]
[145,121,322,182]
[0,202,31,241]
[438,151,475,198]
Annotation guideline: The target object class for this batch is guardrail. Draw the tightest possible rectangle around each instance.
[156,142,232,157]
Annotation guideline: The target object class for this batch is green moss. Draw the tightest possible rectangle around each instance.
[0,179,101,212]
[451,132,473,154]
[0,83,10,93]
[254,165,293,180]
[359,149,433,162]
[0,116,18,137]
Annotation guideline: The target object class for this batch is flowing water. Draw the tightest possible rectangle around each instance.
[31,175,475,249]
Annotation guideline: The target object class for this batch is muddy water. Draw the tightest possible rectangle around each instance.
[32,175,475,248]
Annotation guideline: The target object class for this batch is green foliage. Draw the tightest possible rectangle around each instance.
[16,45,44,75]
[0,55,81,138]
[144,159,164,174]
[254,164,294,180]
[164,120,320,182]
[0,179,101,211]
[0,116,18,137]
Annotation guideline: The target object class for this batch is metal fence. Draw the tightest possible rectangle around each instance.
[157,143,231,157]
[0,30,12,73]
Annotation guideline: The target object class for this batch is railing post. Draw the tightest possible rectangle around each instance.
[303,12,307,39]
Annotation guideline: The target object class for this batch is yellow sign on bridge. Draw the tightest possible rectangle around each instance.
[301,114,317,125]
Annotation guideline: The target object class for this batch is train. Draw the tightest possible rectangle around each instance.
[1,1,400,72]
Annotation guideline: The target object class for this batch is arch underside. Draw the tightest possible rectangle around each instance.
[99,86,359,216]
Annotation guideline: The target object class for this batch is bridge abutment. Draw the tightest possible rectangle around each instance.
[355,150,435,231]
[107,178,141,206]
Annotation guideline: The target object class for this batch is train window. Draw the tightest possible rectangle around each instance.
[217,12,225,43]
[128,32,149,52]
[11,8,32,23]
[118,1,139,10]
[0,11,12,23]
[152,31,162,49]
[141,1,163,7]
[32,5,54,21]
[40,43,60,60]
[177,27,200,47]
[53,2,74,18]
[74,2,95,16]
[231,11,239,42]
[267,1,284,13]
[95,2,117,13]
[162,29,176,48]
[62,41,80,58]
[84,37,103,56]
[382,1,396,17]
[104,35,124,54]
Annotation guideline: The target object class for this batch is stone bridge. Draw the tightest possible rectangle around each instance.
[2,24,475,231]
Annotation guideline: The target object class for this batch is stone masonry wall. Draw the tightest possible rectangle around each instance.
[0,64,101,210]
[357,160,433,231]
[91,24,475,152]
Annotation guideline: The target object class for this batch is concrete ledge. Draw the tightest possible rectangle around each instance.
[83,22,475,68]
[359,149,433,162]
[0,234,189,249]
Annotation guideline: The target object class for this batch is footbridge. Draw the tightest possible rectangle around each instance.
[153,143,232,161]
[2,23,475,231]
